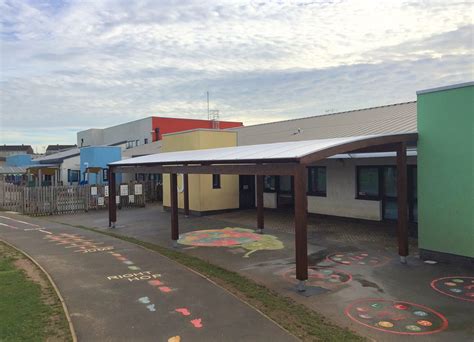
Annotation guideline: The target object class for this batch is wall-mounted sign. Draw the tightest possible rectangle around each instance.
[104,185,109,197]
[116,196,120,204]
[90,186,97,196]
[134,184,143,195]
[129,195,135,203]
[98,197,104,206]
[120,184,128,196]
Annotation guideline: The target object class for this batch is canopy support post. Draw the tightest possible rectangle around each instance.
[183,173,189,217]
[108,169,116,228]
[294,165,308,290]
[170,173,179,247]
[256,175,264,233]
[396,142,409,263]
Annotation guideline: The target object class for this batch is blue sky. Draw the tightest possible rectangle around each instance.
[0,0,473,152]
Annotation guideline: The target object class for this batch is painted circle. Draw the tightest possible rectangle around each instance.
[178,228,262,247]
[326,252,390,267]
[345,299,448,335]
[283,267,352,288]
[431,276,474,302]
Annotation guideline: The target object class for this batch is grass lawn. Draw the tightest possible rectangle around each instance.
[0,242,71,342]
[64,223,365,342]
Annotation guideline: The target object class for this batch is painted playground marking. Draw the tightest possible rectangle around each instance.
[430,276,474,302]
[107,271,162,282]
[44,233,115,253]
[0,222,20,230]
[282,266,352,288]
[345,299,448,335]
[178,227,284,258]
[0,215,40,227]
[327,251,390,267]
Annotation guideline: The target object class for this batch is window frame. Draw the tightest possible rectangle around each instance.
[307,166,327,197]
[67,169,80,183]
[356,166,383,200]
[263,175,278,193]
[212,174,221,189]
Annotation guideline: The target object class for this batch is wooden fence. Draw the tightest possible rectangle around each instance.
[0,181,156,216]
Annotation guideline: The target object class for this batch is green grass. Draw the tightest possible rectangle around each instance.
[58,222,365,342]
[0,242,71,342]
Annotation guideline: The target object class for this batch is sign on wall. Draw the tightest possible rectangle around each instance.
[116,196,120,204]
[134,184,143,195]
[104,185,109,197]
[90,186,98,196]
[98,197,105,206]
[129,195,135,203]
[120,185,129,196]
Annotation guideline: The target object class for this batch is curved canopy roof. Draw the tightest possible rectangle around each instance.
[110,133,417,167]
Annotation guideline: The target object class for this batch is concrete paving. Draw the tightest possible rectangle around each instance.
[50,204,474,342]
[0,212,297,342]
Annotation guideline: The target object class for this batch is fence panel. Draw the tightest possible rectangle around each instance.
[0,181,150,216]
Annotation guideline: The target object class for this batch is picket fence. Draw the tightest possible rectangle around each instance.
[0,181,160,216]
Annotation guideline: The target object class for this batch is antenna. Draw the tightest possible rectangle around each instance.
[207,91,210,120]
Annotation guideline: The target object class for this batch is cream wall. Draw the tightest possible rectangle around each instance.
[262,156,416,221]
[162,130,239,213]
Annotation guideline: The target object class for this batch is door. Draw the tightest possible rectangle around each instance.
[382,166,398,220]
[239,175,255,209]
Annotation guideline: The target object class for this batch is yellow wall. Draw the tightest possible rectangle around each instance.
[162,130,239,212]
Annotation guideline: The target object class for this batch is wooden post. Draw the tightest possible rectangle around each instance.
[396,142,409,263]
[183,173,189,217]
[108,169,117,228]
[294,165,308,290]
[170,173,179,246]
[256,175,264,233]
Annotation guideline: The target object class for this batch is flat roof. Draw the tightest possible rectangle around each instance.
[416,81,474,95]
[111,133,417,166]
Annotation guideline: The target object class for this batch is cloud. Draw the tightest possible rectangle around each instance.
[0,0,473,148]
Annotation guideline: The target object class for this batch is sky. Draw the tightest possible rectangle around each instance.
[0,0,473,153]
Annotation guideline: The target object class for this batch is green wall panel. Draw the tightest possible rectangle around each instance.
[418,84,474,258]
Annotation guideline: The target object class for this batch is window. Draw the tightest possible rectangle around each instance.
[103,169,108,181]
[212,174,221,189]
[357,166,380,199]
[135,140,140,147]
[144,138,148,144]
[307,167,327,196]
[264,176,277,192]
[154,128,160,141]
[126,140,134,149]
[68,169,80,183]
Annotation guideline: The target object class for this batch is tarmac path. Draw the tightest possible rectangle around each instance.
[0,213,296,342]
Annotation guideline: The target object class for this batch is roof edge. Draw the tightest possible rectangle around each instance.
[416,81,474,95]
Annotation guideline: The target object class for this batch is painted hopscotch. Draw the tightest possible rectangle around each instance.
[44,233,114,253]
[345,299,448,335]
[430,276,474,302]
[178,227,284,258]
[282,266,352,288]
[327,251,390,266]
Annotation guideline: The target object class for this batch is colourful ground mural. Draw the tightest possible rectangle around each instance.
[430,276,474,302]
[282,266,352,288]
[178,228,284,258]
[326,251,390,266]
[345,299,448,335]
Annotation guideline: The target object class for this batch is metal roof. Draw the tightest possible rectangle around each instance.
[33,148,80,163]
[111,133,416,166]
[230,102,417,146]
[0,166,27,175]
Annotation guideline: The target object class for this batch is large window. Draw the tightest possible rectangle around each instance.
[307,167,327,196]
[264,176,277,192]
[103,168,108,182]
[357,166,380,199]
[212,174,221,189]
[68,169,80,183]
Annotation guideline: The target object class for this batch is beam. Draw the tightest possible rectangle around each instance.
[183,173,189,217]
[294,165,308,289]
[256,175,264,232]
[170,173,179,246]
[300,133,418,164]
[113,163,298,176]
[108,169,117,228]
[396,142,409,262]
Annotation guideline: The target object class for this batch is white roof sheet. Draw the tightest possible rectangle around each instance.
[33,148,80,162]
[111,133,413,166]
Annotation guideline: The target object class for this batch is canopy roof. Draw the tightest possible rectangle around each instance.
[110,133,417,167]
